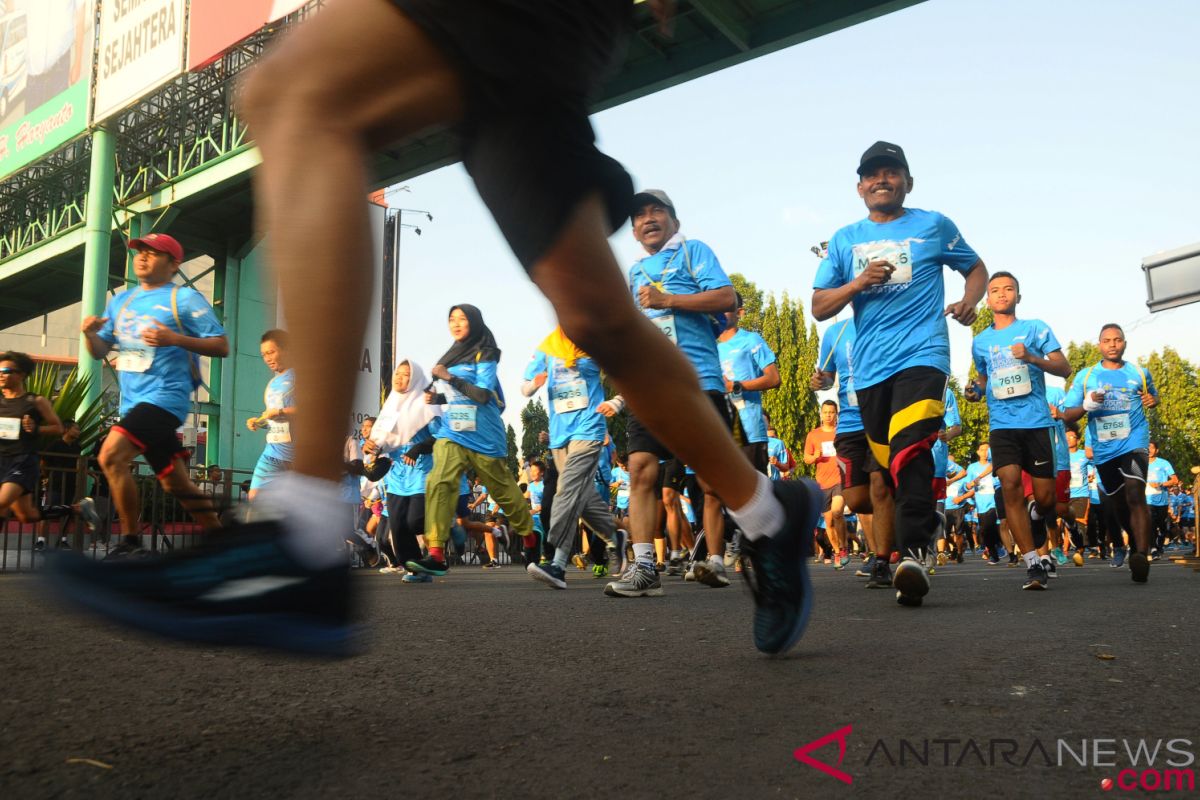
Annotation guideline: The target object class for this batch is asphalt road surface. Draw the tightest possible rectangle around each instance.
[2,554,1198,799]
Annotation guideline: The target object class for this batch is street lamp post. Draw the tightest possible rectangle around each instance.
[382,208,433,383]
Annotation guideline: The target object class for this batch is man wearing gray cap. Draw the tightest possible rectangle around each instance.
[812,142,988,607]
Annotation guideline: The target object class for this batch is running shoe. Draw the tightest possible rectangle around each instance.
[837,550,851,568]
[47,520,357,657]
[78,497,101,531]
[1052,547,1069,566]
[527,561,567,589]
[955,547,964,564]
[401,572,432,583]
[888,551,900,565]
[855,554,876,578]
[34,537,46,553]
[604,563,663,597]
[654,561,665,573]
[481,560,501,570]
[378,565,403,575]
[738,479,820,655]
[1111,548,1127,568]
[1072,550,1085,567]
[692,558,730,588]
[1128,551,1149,583]
[667,556,684,576]
[571,553,588,571]
[893,556,929,607]
[104,539,150,560]
[724,543,737,568]
[405,555,448,577]
[683,562,697,581]
[936,552,949,567]
[591,563,609,579]
[996,546,1008,561]
[1022,562,1048,590]
[1007,551,1020,567]
[1042,557,1058,579]
[865,557,892,589]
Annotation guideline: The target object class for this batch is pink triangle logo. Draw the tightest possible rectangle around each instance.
[793,725,853,785]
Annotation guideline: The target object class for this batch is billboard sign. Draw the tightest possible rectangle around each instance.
[187,0,311,71]
[0,0,96,180]
[93,0,186,123]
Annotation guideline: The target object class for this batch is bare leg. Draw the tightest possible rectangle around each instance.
[99,434,142,538]
[239,0,465,481]
[159,458,221,530]
[869,472,895,555]
[627,453,661,547]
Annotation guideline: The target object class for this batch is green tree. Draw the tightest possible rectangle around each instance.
[953,306,994,458]
[1064,340,1103,389]
[728,273,764,332]
[1139,347,1200,473]
[759,291,819,476]
[505,424,519,479]
[520,398,549,461]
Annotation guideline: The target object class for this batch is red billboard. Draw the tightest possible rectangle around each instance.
[187,0,310,71]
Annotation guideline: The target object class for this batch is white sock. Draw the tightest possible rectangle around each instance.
[708,554,724,566]
[730,473,786,541]
[633,542,655,568]
[258,472,352,569]
[1023,550,1041,568]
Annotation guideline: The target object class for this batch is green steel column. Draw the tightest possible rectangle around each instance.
[79,128,116,406]
[218,251,241,468]
[207,262,226,466]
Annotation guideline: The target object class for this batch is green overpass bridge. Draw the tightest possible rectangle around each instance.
[0,0,919,471]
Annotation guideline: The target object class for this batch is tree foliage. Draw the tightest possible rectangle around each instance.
[505,424,519,479]
[1139,347,1200,473]
[27,363,108,450]
[759,291,820,476]
[519,398,549,462]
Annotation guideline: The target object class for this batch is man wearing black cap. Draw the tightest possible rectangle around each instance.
[79,233,228,555]
[812,142,988,607]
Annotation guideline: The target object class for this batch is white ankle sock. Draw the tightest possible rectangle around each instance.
[258,473,351,569]
[633,542,655,568]
[730,473,786,541]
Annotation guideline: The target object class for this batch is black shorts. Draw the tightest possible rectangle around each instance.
[627,391,732,462]
[456,493,471,519]
[112,403,187,477]
[0,452,38,495]
[742,441,768,476]
[1096,449,1149,496]
[855,366,947,476]
[988,427,1056,479]
[821,484,842,511]
[945,506,966,534]
[392,0,634,269]
[834,430,870,489]
[655,459,687,494]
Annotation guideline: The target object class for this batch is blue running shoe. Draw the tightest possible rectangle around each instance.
[527,561,567,589]
[46,520,357,657]
[405,555,448,577]
[401,572,433,583]
[1111,548,1127,568]
[739,479,820,655]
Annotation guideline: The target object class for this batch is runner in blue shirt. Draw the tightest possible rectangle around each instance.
[965,444,1004,564]
[1170,487,1194,548]
[247,329,296,501]
[1063,323,1160,582]
[811,318,882,580]
[522,327,619,589]
[964,272,1070,589]
[80,233,228,555]
[944,474,974,563]
[1144,442,1178,556]
[1065,429,1092,564]
[766,427,793,482]
[811,142,987,606]
[717,292,780,475]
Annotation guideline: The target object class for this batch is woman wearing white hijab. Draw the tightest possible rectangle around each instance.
[364,358,442,582]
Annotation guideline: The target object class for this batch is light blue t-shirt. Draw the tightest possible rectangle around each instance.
[767,437,790,481]
[260,368,296,462]
[945,478,967,510]
[965,461,997,514]
[945,456,964,481]
[1146,458,1176,507]
[528,480,545,514]
[1087,465,1101,504]
[98,284,226,422]
[1064,361,1156,465]
[817,319,862,434]
[813,208,979,390]
[1173,493,1194,520]
[523,351,606,449]
[1068,449,1091,500]
[611,465,630,510]
[972,319,1061,431]
[434,359,507,458]
[932,386,962,478]
[629,236,731,394]
[382,420,441,497]
[1045,385,1070,472]
[718,328,776,444]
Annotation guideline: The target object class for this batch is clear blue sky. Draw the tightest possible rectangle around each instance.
[386,0,1200,437]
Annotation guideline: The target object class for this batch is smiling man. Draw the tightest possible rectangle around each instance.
[812,142,988,607]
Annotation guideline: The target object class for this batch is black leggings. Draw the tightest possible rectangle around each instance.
[386,493,425,565]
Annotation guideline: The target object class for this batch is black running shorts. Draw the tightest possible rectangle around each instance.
[112,403,187,477]
[988,427,1056,480]
[0,452,38,495]
[1096,449,1149,496]
[834,429,870,489]
[391,0,635,269]
[627,391,732,462]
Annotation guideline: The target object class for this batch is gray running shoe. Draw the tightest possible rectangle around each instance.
[692,558,730,588]
[893,556,930,606]
[78,497,101,531]
[604,563,663,597]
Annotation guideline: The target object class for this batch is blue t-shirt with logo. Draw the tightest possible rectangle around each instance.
[1173,492,1194,520]
[383,420,442,497]
[528,480,545,513]
[965,461,997,514]
[1146,457,1176,507]
[594,441,615,501]
[718,328,776,444]
[1087,464,1101,504]
[817,319,862,434]
[767,436,790,481]
[98,284,226,422]
[813,208,979,390]
[1045,385,1070,472]
[1068,449,1091,500]
[932,386,961,478]
[972,319,1061,431]
[260,369,296,462]
[1064,361,1156,465]
[523,350,606,449]
[945,478,967,510]
[611,465,630,510]
[434,359,507,458]
[629,236,731,394]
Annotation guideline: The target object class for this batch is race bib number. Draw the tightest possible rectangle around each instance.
[116,340,154,373]
[821,441,837,458]
[267,421,292,444]
[651,313,678,344]
[448,405,477,433]
[0,417,20,440]
[854,241,914,285]
[991,364,1031,399]
[552,379,589,414]
[1096,414,1130,442]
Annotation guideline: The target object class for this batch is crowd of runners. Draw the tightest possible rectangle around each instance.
[34,2,1195,659]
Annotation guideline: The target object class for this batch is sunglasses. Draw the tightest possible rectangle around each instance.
[0,368,20,375]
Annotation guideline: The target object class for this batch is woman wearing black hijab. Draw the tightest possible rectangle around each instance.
[406,305,536,576]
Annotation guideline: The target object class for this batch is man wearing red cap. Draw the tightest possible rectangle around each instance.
[79,234,229,555]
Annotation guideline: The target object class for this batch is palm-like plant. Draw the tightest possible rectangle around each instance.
[26,363,111,450]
